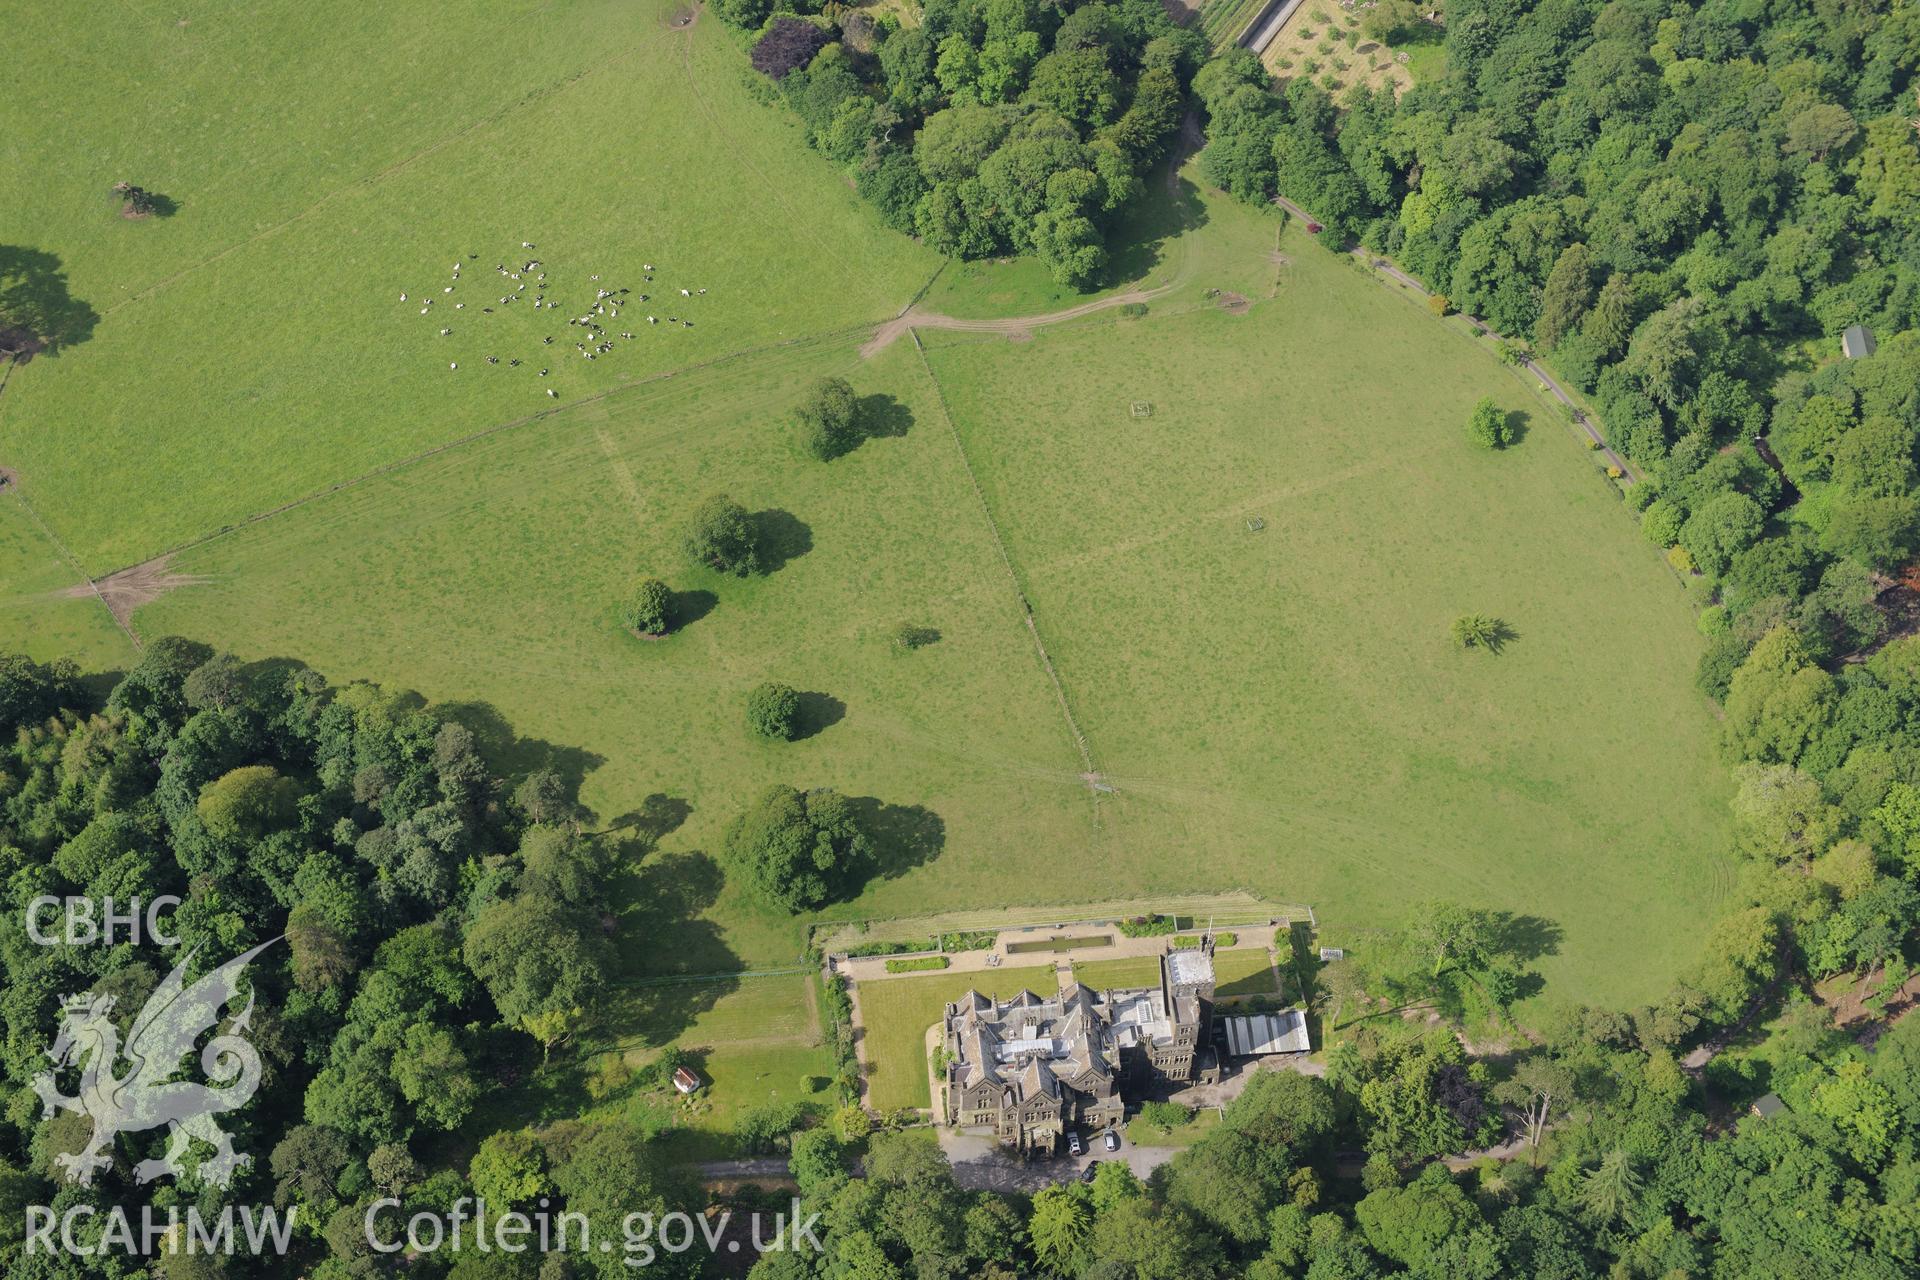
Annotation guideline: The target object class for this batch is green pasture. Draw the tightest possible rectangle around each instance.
[2,0,1734,1109]
[599,972,835,1160]
[0,497,134,669]
[918,202,1732,1011]
[0,0,938,572]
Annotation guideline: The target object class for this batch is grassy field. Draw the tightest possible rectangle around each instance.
[855,965,1058,1111]
[2,0,1734,1128]
[920,195,1731,1011]
[0,0,939,573]
[0,496,135,670]
[597,972,835,1160]
[74,185,1727,1015]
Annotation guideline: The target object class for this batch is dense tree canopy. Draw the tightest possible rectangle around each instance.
[1198,0,1920,597]
[722,782,874,910]
[725,0,1204,284]
[0,646,651,1279]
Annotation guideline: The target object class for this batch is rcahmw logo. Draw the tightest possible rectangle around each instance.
[26,1203,297,1259]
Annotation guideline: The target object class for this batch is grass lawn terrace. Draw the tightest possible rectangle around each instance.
[856,965,1057,1112]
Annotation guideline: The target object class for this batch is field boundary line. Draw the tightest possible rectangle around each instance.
[1,489,141,653]
[616,965,813,988]
[97,44,647,321]
[909,330,1103,793]
[81,318,885,583]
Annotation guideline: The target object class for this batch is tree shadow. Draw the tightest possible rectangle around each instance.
[857,393,913,441]
[433,699,607,804]
[1479,621,1520,655]
[668,587,717,631]
[1503,410,1529,446]
[1487,912,1562,963]
[597,849,747,1045]
[846,797,945,882]
[792,691,845,741]
[753,509,813,574]
[1097,120,1211,289]
[603,792,693,845]
[0,245,100,360]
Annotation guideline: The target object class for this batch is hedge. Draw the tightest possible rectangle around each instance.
[884,956,951,974]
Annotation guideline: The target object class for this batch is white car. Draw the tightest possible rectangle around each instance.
[1104,1131,1121,1153]
[1067,1132,1084,1157]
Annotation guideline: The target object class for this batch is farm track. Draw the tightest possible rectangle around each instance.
[859,282,1184,359]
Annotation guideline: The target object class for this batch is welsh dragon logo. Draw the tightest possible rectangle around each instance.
[32,940,277,1188]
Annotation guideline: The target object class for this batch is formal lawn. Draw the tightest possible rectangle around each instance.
[854,965,1058,1111]
[1070,947,1280,997]
[1071,956,1163,990]
[1126,1107,1222,1149]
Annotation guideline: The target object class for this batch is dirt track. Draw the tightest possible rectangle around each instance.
[862,109,1209,360]
[859,282,1182,359]
[63,555,208,630]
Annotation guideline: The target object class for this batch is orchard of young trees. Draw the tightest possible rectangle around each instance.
[0,644,683,1279]
[720,0,1207,284]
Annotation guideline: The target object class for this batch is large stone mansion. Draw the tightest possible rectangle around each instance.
[940,940,1224,1154]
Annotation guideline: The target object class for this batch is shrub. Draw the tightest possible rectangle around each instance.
[885,955,949,973]
[844,938,935,958]
[1450,614,1508,652]
[680,493,759,576]
[623,578,673,636]
[892,622,939,651]
[834,1104,873,1140]
[1139,1100,1191,1130]
[746,681,802,740]
[1119,915,1178,938]
[736,1101,811,1153]
[1427,293,1451,317]
[941,930,998,952]
[1465,397,1515,449]
[1667,544,1696,574]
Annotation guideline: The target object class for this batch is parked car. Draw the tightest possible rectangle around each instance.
[1104,1130,1121,1152]
[1067,1132,1084,1157]
[1079,1161,1099,1183]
